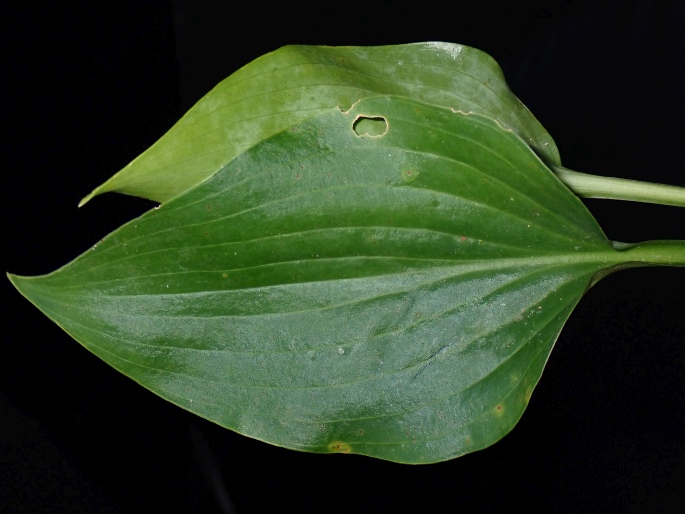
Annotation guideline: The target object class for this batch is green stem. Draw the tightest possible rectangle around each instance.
[552,166,685,207]
[613,240,685,266]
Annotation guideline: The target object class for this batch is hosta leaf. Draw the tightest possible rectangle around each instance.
[79,42,560,205]
[10,96,677,463]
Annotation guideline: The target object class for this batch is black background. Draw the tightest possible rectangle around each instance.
[2,1,684,512]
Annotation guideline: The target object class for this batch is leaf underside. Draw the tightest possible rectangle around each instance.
[80,42,560,205]
[12,96,626,463]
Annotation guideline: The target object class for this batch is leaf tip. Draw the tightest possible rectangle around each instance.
[6,271,23,288]
[6,272,34,302]
[77,191,95,208]
[78,180,113,207]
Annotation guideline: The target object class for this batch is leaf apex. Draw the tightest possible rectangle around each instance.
[78,176,115,207]
[77,190,96,207]
[7,272,35,303]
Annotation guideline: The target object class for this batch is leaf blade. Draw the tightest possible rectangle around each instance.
[13,96,625,463]
[81,43,560,204]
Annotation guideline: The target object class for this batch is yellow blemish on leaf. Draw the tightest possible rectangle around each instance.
[328,441,352,454]
[402,168,419,184]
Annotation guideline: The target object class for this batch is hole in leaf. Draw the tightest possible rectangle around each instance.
[352,116,388,137]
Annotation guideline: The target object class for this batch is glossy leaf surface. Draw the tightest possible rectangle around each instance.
[80,42,560,205]
[12,96,651,463]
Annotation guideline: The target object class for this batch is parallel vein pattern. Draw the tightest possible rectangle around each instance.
[13,97,621,463]
[81,43,560,205]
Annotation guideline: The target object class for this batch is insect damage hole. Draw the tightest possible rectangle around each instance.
[352,115,388,137]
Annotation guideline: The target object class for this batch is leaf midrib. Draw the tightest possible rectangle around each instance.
[29,247,619,291]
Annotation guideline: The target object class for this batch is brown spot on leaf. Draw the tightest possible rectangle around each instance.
[328,441,351,454]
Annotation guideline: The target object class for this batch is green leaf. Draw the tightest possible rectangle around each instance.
[79,42,560,205]
[9,96,684,463]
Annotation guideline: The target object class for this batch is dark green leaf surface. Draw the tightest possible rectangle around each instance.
[80,42,560,205]
[11,97,658,463]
